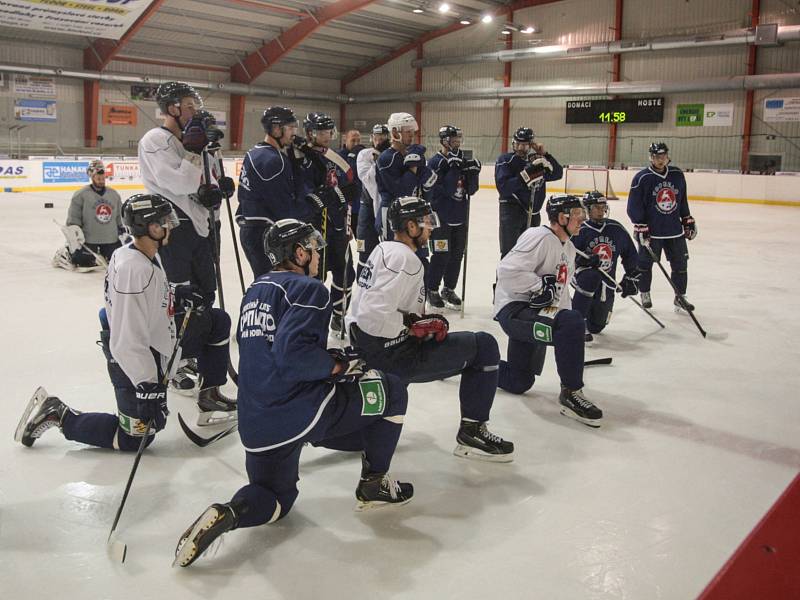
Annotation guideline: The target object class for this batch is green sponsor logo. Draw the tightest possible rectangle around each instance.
[118,413,132,434]
[676,104,704,127]
[533,322,553,343]
[359,379,386,416]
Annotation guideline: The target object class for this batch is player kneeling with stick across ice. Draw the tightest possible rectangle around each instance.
[174,219,412,568]
[347,196,514,461]
[494,194,603,428]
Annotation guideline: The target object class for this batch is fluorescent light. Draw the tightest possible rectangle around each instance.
[412,8,423,13]
[533,45,564,54]
[481,14,493,23]
[501,30,511,35]
[522,26,535,34]
[460,19,471,25]
[438,2,450,13]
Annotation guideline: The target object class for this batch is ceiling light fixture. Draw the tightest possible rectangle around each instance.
[481,14,493,23]
[460,19,471,25]
[522,26,535,34]
[438,2,450,13]
[501,30,511,35]
[412,7,424,13]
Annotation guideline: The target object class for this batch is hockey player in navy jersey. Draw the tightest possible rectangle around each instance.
[339,129,365,235]
[495,127,563,257]
[571,191,640,341]
[348,196,514,461]
[173,219,412,568]
[16,194,233,451]
[236,106,309,279]
[355,124,391,278]
[375,112,437,241]
[627,142,697,312]
[494,195,602,428]
[425,125,481,310]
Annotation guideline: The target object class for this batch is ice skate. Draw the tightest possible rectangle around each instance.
[329,312,345,335]
[196,386,237,426]
[674,295,695,313]
[355,455,413,511]
[559,385,602,428]
[427,289,445,309]
[14,387,70,447]
[173,503,238,568]
[170,361,198,396]
[454,420,514,462]
[584,324,594,344]
[440,287,462,309]
[641,291,652,309]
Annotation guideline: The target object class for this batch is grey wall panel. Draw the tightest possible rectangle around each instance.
[621,45,749,82]
[514,0,616,45]
[422,100,504,163]
[623,0,750,37]
[423,22,506,58]
[345,49,416,96]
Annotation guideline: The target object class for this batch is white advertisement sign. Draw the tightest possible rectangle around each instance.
[14,99,58,122]
[764,97,800,122]
[13,75,56,98]
[0,0,158,41]
[703,103,734,127]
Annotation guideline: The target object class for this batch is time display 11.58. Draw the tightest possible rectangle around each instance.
[565,97,665,124]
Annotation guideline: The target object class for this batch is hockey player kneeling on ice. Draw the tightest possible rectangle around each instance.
[173,219,412,568]
[17,194,191,450]
[52,159,122,272]
[347,196,514,462]
[571,191,640,342]
[494,194,603,428]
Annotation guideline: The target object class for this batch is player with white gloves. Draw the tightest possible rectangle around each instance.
[348,196,514,462]
[495,127,563,257]
[355,123,391,278]
[52,159,122,272]
[173,219,412,568]
[627,142,697,312]
[494,194,603,428]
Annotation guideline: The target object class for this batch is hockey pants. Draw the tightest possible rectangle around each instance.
[239,223,272,280]
[426,222,466,292]
[499,200,541,258]
[571,268,616,334]
[636,237,689,295]
[356,193,380,280]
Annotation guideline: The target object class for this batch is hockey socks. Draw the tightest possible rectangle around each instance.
[459,332,500,423]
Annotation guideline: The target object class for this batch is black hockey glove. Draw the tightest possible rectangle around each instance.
[196,183,223,209]
[327,347,366,383]
[305,190,326,215]
[340,181,360,206]
[174,284,206,313]
[218,176,235,197]
[619,273,640,298]
[633,223,650,246]
[403,144,427,169]
[445,154,463,170]
[461,158,482,173]
[575,252,601,269]
[682,215,697,240]
[529,274,557,309]
[181,111,220,154]
[135,381,168,432]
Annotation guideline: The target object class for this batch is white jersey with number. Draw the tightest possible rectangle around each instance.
[104,244,178,387]
[347,241,426,339]
[356,147,381,216]
[494,226,576,316]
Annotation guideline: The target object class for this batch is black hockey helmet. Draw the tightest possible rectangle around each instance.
[122,194,179,237]
[513,127,535,144]
[388,196,440,233]
[155,81,202,114]
[546,194,585,223]
[372,123,389,135]
[648,141,669,155]
[304,112,336,132]
[261,106,298,132]
[582,190,609,219]
[264,219,326,268]
[438,125,462,143]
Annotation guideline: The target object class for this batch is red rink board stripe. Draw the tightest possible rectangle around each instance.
[698,472,800,600]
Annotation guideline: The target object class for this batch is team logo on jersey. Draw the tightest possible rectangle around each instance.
[592,243,613,271]
[95,202,113,224]
[556,262,568,285]
[325,166,339,189]
[433,239,449,252]
[654,183,679,214]
[454,177,465,201]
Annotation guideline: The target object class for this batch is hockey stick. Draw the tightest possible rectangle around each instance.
[644,244,707,338]
[339,238,351,340]
[212,150,246,294]
[584,357,612,366]
[107,306,193,563]
[177,412,238,448]
[53,220,109,270]
[460,200,470,319]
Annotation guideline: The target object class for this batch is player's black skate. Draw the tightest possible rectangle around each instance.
[559,385,602,428]
[427,289,445,309]
[355,456,414,511]
[454,420,514,462]
[170,361,197,396]
[330,312,344,335]
[674,295,695,313]
[196,386,237,427]
[173,502,239,567]
[440,287,462,309]
[14,387,70,447]
[584,324,594,343]
[641,291,652,309]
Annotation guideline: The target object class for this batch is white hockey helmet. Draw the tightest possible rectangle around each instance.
[387,112,419,133]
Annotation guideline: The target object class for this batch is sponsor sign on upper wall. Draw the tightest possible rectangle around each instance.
[676,103,734,127]
[14,99,57,122]
[764,98,800,122]
[0,0,158,40]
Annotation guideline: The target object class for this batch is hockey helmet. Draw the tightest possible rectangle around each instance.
[264,219,326,268]
[438,125,463,143]
[388,196,440,233]
[546,194,585,223]
[372,123,389,135]
[387,112,419,133]
[304,112,336,132]
[122,194,179,237]
[648,141,669,155]
[87,159,105,177]
[155,81,202,114]
[582,190,609,219]
[261,106,298,132]
[513,127,535,144]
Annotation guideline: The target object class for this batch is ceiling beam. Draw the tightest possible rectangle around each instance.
[230,0,378,84]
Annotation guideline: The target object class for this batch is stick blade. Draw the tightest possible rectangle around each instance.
[107,538,127,563]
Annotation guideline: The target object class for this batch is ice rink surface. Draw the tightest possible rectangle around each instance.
[0,188,798,599]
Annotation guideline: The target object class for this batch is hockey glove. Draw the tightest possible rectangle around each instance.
[619,273,640,298]
[327,347,366,383]
[462,158,482,173]
[682,215,697,240]
[575,252,601,269]
[446,155,464,170]
[305,191,326,215]
[403,144,427,169]
[135,382,168,432]
[407,313,449,342]
[218,176,235,197]
[196,183,223,209]
[340,181,360,206]
[419,165,438,193]
[529,274,557,309]
[520,157,551,188]
[633,223,650,246]
[174,284,206,313]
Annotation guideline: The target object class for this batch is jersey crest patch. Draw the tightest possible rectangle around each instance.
[592,242,614,271]
[433,239,449,252]
[95,202,113,224]
[654,183,678,215]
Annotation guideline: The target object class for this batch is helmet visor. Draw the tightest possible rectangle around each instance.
[417,211,440,230]
[159,208,181,231]
[300,230,327,253]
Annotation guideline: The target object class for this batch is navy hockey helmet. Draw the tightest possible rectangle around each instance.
[122,194,179,237]
[513,127,535,144]
[648,141,669,155]
[438,125,462,143]
[388,196,440,233]
[582,190,609,219]
[155,81,202,114]
[304,112,336,132]
[261,106,298,132]
[372,123,389,135]
[546,194,585,223]
[264,219,326,268]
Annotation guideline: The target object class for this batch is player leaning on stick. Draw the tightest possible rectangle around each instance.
[494,194,603,428]
[627,142,697,312]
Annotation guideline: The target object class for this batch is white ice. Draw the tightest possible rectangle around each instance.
[0,188,798,599]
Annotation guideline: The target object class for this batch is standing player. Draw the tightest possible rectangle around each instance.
[571,191,640,341]
[425,125,481,309]
[348,196,514,461]
[495,128,563,257]
[339,129,365,236]
[173,219,412,568]
[627,142,697,311]
[53,159,123,271]
[355,124,391,278]
[494,195,602,428]
[236,106,308,279]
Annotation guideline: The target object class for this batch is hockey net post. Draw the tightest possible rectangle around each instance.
[563,166,619,201]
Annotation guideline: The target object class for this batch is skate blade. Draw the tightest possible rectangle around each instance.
[354,497,413,512]
[172,507,220,568]
[196,411,238,427]
[559,406,602,429]
[453,445,514,463]
[107,538,127,563]
[443,301,462,311]
[169,384,197,398]
[14,387,49,443]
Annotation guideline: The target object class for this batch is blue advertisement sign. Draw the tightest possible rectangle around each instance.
[14,99,57,122]
[43,162,88,184]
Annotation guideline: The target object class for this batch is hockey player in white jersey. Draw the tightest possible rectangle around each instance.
[348,196,514,461]
[494,194,603,428]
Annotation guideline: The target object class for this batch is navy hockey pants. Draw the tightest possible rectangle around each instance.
[636,237,689,295]
[351,327,500,423]
[496,302,585,393]
[426,221,467,292]
[230,374,408,528]
[499,200,541,258]
[320,229,355,319]
[158,204,217,301]
[571,268,616,334]
[178,307,231,388]
[356,193,380,280]
[239,223,272,280]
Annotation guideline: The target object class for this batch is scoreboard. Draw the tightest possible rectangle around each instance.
[566,97,665,124]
